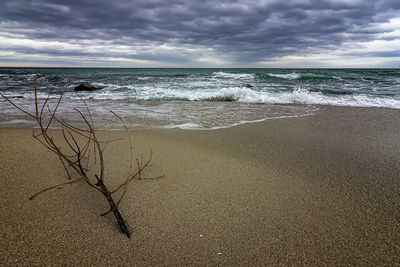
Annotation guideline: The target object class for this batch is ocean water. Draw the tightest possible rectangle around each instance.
[0,68,399,130]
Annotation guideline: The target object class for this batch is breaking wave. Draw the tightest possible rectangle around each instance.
[212,72,255,80]
[267,72,333,80]
[3,84,400,109]
[267,73,301,80]
[2,68,400,130]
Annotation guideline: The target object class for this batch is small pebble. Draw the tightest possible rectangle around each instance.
[218,252,222,255]
[200,234,203,237]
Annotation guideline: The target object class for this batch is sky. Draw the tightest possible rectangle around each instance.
[0,0,399,68]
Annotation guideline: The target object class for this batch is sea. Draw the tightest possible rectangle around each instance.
[1,68,399,130]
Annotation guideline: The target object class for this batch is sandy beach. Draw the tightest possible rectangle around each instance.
[1,105,400,265]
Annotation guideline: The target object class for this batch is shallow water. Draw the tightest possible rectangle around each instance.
[1,68,399,129]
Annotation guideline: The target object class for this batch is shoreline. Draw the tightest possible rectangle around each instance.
[1,105,400,265]
[1,103,399,131]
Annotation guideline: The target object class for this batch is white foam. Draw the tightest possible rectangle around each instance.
[4,83,400,109]
[265,87,400,109]
[121,85,400,109]
[0,119,33,125]
[160,107,317,131]
[24,74,36,81]
[164,122,203,129]
[268,73,300,80]
[332,75,343,81]
[212,72,254,80]
[91,82,121,89]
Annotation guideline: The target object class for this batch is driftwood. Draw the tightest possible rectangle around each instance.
[0,74,163,238]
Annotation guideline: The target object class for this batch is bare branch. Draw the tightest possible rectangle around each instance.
[56,117,92,133]
[101,126,114,153]
[106,109,134,205]
[62,127,78,154]
[75,108,104,181]
[58,154,72,180]
[0,92,36,119]
[1,74,163,238]
[39,87,53,124]
[45,74,78,131]
[34,74,39,119]
[29,178,82,200]
[111,150,153,195]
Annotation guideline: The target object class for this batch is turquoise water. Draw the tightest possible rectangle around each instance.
[1,68,399,129]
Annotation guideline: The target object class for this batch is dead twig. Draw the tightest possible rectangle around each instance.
[29,178,82,200]
[1,74,163,238]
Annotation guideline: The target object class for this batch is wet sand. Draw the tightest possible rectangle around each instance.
[1,105,400,265]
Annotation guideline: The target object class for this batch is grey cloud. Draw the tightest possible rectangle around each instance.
[1,0,400,65]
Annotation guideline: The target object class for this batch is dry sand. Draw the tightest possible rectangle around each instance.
[1,105,400,265]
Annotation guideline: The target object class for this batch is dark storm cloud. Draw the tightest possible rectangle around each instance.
[1,0,400,65]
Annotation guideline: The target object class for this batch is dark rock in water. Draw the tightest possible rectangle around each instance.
[244,84,253,88]
[74,83,98,91]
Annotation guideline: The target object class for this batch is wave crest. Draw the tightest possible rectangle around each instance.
[267,73,300,80]
[212,72,255,80]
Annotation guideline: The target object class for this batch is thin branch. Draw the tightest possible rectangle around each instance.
[77,96,98,166]
[62,127,78,154]
[77,94,95,134]
[34,74,39,119]
[68,130,81,155]
[135,175,165,180]
[55,116,92,133]
[29,178,82,200]
[75,108,104,181]
[45,74,78,131]
[107,109,135,205]
[0,92,36,119]
[54,115,121,144]
[80,137,92,159]
[111,150,153,195]
[32,132,58,154]
[39,87,53,124]
[84,146,91,172]
[54,117,99,142]
[101,125,114,153]
[59,154,72,180]
[1,74,162,238]
[95,120,115,131]
[100,209,112,216]
[136,159,142,180]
